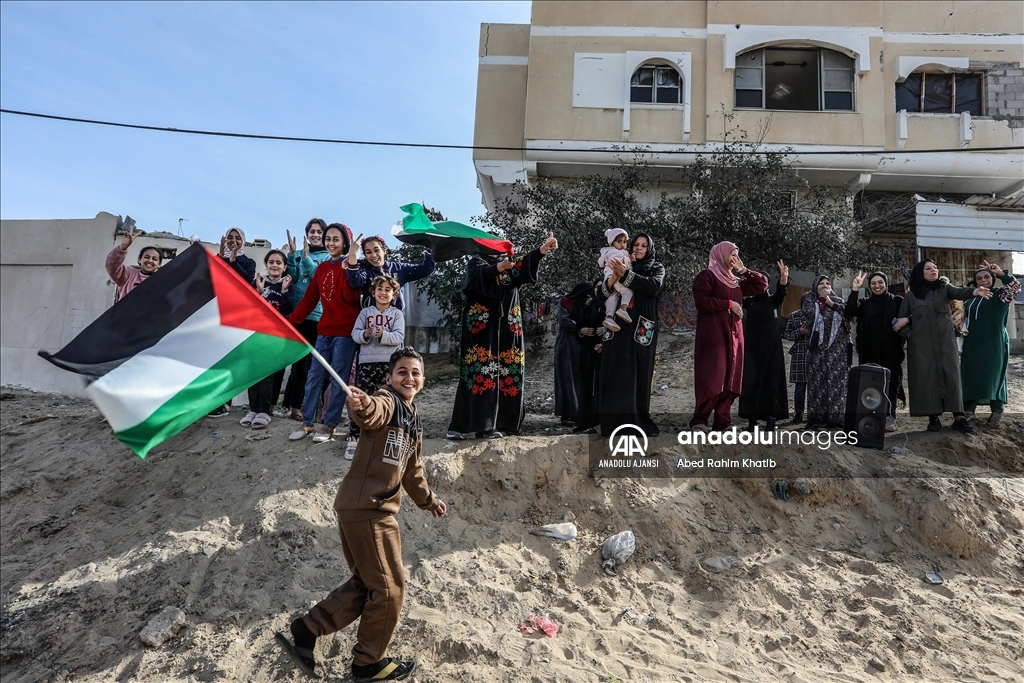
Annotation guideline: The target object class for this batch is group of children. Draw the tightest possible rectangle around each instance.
[106,221,444,681]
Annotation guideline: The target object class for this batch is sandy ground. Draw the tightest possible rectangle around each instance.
[2,338,1023,682]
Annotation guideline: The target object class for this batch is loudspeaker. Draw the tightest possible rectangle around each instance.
[844,364,890,450]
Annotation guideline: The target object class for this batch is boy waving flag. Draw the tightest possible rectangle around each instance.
[39,243,310,458]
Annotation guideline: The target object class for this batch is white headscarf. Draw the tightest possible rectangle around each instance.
[224,227,246,258]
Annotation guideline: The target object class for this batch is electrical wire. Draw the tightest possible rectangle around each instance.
[3,108,1022,155]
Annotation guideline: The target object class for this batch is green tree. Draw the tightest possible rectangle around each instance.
[403,127,909,348]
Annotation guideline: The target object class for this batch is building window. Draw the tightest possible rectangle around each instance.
[734,47,855,111]
[895,72,983,115]
[630,64,682,104]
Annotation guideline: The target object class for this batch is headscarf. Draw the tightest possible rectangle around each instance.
[860,271,892,325]
[224,227,245,257]
[908,260,942,300]
[604,228,627,246]
[566,280,595,302]
[807,275,843,350]
[630,233,659,276]
[707,241,740,289]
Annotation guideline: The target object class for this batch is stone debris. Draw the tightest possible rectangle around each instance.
[702,555,743,573]
[139,606,187,647]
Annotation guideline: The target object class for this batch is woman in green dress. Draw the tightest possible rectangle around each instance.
[960,261,1020,425]
[894,260,993,434]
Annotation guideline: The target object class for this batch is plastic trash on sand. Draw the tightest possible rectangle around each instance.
[519,614,559,637]
[601,530,636,576]
[530,522,578,540]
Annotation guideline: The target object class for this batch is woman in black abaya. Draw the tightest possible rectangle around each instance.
[738,261,790,430]
[596,234,666,436]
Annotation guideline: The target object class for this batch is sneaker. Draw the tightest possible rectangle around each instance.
[289,425,315,441]
[885,416,897,432]
[239,411,257,427]
[602,317,621,332]
[445,430,466,440]
[615,307,632,323]
[352,658,416,682]
[951,417,977,435]
[476,430,504,439]
[345,438,357,460]
[989,412,1003,425]
[311,427,335,443]
[207,404,229,418]
[272,406,290,418]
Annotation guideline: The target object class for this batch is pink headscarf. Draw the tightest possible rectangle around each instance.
[708,241,740,289]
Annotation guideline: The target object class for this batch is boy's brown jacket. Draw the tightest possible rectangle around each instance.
[333,386,438,522]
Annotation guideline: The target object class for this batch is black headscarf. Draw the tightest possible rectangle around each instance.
[861,271,892,325]
[566,280,595,302]
[909,260,943,299]
[629,233,658,275]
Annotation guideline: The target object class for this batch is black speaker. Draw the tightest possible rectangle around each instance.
[844,365,890,449]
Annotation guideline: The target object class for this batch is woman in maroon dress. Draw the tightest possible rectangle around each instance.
[690,242,768,430]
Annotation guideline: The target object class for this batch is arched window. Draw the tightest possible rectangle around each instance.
[630,64,682,104]
[734,47,855,111]
[895,72,982,115]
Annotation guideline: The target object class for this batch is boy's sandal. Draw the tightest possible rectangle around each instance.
[273,632,319,679]
[239,411,257,427]
[352,658,416,682]
[289,425,315,441]
[251,413,271,429]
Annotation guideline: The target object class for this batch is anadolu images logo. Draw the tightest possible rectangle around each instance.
[608,424,648,458]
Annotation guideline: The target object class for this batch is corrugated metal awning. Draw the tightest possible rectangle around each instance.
[915,200,1024,250]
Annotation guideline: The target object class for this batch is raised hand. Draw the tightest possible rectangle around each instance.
[254,273,265,292]
[287,230,297,255]
[219,236,227,257]
[777,259,789,284]
[851,270,866,291]
[540,232,558,254]
[119,226,141,251]
[349,233,363,261]
[281,274,292,292]
[974,286,993,300]
[982,259,1004,277]
[302,235,309,259]
[730,254,746,274]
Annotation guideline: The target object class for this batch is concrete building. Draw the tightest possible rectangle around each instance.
[472,2,1023,284]
[0,213,275,397]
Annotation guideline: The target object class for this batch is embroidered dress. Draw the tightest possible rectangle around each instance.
[801,279,850,426]
[448,249,544,435]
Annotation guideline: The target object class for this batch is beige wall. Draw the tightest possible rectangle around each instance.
[474,1,1023,207]
[1,213,120,396]
[0,215,277,397]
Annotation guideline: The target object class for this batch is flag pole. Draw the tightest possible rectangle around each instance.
[309,347,354,397]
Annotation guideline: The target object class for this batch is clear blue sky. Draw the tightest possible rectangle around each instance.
[0,1,531,246]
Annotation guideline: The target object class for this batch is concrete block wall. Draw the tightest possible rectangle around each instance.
[973,60,1024,128]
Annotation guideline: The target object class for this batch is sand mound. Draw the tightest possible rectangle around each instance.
[2,389,1023,682]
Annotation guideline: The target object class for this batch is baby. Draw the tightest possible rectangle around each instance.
[598,228,634,331]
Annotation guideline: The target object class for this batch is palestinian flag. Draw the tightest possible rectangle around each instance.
[391,202,513,262]
[39,243,309,458]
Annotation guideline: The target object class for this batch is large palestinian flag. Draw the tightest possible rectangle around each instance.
[39,243,309,458]
[392,202,513,262]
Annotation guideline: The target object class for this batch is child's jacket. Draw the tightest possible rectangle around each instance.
[334,386,438,522]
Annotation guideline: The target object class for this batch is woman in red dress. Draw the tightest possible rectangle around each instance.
[690,242,767,430]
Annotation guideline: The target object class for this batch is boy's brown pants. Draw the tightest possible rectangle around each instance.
[303,515,404,667]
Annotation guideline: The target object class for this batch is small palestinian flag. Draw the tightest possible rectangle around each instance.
[39,243,309,458]
[391,202,513,262]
